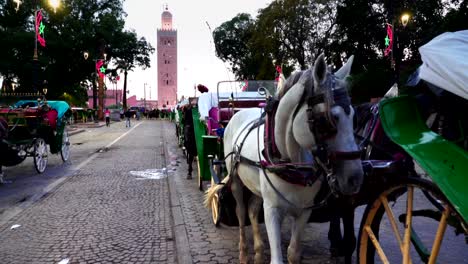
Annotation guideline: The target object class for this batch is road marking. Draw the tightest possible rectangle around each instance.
[75,122,142,171]
[106,122,142,148]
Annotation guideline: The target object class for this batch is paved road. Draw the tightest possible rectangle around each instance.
[0,119,466,263]
[0,120,175,263]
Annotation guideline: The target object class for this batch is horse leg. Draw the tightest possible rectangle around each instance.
[342,207,356,264]
[264,205,284,264]
[248,195,264,264]
[288,209,312,264]
[328,213,343,257]
[187,153,193,179]
[231,168,248,264]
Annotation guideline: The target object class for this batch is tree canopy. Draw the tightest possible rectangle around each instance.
[0,0,153,105]
[213,0,467,102]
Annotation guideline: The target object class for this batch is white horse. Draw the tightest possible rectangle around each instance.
[206,54,363,263]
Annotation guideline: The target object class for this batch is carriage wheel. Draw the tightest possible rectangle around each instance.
[357,177,465,264]
[211,192,221,227]
[210,155,223,227]
[33,138,48,173]
[197,158,203,191]
[60,129,70,162]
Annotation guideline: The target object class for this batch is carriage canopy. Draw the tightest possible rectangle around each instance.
[419,30,468,100]
[14,100,71,119]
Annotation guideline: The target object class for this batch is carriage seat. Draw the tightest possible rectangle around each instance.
[218,99,265,126]
[43,109,58,130]
[380,95,468,221]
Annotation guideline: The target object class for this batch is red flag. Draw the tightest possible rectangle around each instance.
[275,65,282,81]
[384,24,393,57]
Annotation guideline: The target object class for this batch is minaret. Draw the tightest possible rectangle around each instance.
[157,5,178,108]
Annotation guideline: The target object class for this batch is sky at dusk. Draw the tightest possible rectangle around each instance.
[119,0,272,102]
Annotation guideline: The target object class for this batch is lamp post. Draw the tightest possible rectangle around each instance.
[84,51,98,122]
[13,0,60,92]
[83,51,107,122]
[394,12,411,87]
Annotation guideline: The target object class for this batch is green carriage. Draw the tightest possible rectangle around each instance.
[357,31,468,263]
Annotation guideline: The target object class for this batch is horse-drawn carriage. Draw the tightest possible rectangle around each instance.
[357,30,468,263]
[0,99,71,183]
[189,80,276,190]
[201,30,468,264]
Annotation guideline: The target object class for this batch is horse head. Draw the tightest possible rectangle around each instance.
[275,54,363,195]
[308,54,363,195]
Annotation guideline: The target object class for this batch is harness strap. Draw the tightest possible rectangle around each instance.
[330,150,362,160]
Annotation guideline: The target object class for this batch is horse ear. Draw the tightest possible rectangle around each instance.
[313,53,327,87]
[335,55,354,79]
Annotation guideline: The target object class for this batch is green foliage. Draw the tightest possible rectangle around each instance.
[0,0,153,106]
[213,13,258,80]
[214,0,467,101]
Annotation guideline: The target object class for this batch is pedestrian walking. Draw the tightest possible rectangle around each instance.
[124,108,132,127]
[105,108,111,127]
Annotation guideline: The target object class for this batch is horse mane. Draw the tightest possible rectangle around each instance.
[277,69,313,100]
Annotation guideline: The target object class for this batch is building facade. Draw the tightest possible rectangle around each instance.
[157,6,177,108]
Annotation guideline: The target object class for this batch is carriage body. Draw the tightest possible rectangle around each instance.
[0,100,71,178]
[190,81,276,191]
[357,31,468,263]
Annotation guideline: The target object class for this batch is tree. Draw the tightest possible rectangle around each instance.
[0,0,153,108]
[108,30,154,110]
[213,0,341,80]
[332,0,467,102]
[213,13,259,80]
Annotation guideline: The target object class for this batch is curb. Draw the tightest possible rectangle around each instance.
[163,122,193,264]
[68,129,85,136]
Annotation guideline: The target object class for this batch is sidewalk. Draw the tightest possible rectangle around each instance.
[68,121,106,136]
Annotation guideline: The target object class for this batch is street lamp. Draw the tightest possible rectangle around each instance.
[400,13,410,28]
[394,12,411,87]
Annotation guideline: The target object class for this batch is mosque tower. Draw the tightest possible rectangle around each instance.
[157,5,177,107]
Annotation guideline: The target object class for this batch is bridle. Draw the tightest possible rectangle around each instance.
[300,73,362,194]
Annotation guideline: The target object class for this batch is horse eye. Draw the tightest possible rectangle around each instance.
[332,114,339,121]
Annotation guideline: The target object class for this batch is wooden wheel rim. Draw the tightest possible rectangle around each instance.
[358,180,458,264]
[34,138,48,173]
[197,158,203,191]
[211,193,220,225]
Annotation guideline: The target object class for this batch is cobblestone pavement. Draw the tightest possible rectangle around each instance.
[0,121,175,263]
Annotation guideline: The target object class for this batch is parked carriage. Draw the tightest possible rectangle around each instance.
[357,30,468,264]
[189,80,277,191]
[0,100,71,182]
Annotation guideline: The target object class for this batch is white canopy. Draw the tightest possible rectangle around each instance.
[419,30,468,100]
[197,91,264,120]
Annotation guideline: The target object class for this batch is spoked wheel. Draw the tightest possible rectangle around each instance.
[33,138,48,173]
[358,177,467,264]
[211,191,221,227]
[60,129,70,162]
[210,155,223,227]
[197,158,203,191]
